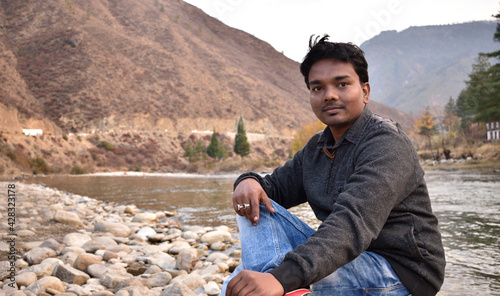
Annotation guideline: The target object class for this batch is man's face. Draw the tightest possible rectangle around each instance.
[308,59,370,140]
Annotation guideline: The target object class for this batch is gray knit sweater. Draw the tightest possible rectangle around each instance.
[235,107,445,296]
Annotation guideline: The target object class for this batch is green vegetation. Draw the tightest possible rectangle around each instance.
[97,141,115,151]
[6,151,17,162]
[30,157,49,175]
[234,116,250,157]
[207,129,227,160]
[413,12,500,161]
[183,141,205,162]
[70,166,86,175]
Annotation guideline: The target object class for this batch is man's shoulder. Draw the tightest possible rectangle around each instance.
[368,113,400,133]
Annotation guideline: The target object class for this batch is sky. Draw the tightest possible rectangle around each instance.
[183,0,499,62]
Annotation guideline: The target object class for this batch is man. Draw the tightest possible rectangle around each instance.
[221,35,445,296]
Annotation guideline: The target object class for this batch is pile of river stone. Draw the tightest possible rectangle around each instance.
[0,182,241,296]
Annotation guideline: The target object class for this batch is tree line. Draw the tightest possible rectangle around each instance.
[183,116,250,162]
[413,11,500,160]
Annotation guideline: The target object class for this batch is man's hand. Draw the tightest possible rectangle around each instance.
[233,178,275,226]
[226,270,284,296]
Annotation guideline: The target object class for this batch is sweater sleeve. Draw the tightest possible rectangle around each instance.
[233,145,310,209]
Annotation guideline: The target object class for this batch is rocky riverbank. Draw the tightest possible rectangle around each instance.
[0,182,241,296]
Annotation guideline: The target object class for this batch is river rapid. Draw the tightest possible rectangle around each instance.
[23,169,500,295]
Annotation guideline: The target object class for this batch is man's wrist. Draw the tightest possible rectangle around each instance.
[269,261,305,293]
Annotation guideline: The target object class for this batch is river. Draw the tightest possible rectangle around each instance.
[22,169,500,295]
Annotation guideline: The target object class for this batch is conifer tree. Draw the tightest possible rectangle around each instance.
[457,11,500,124]
[206,129,226,160]
[234,116,250,157]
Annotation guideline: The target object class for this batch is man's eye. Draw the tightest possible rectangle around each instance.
[312,86,322,92]
[338,82,348,87]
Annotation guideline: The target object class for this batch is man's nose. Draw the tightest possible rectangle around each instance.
[324,86,338,101]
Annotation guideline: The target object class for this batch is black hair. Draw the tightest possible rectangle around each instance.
[300,34,369,89]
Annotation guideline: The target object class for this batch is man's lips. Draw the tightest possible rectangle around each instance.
[321,104,343,112]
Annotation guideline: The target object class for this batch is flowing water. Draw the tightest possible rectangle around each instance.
[22,169,500,295]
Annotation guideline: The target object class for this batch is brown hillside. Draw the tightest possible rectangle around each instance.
[0,0,316,136]
[0,0,412,135]
[0,0,415,176]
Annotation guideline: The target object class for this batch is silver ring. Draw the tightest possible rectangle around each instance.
[243,203,250,209]
[237,204,244,211]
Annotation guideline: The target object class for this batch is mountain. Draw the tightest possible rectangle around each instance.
[0,0,416,176]
[0,0,411,137]
[361,21,498,114]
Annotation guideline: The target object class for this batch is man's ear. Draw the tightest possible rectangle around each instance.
[362,82,370,104]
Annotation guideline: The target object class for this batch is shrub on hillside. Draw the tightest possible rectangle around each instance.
[97,141,115,151]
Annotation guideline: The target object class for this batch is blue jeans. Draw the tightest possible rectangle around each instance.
[220,200,411,296]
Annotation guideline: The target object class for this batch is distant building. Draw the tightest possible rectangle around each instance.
[22,129,43,136]
[486,121,500,141]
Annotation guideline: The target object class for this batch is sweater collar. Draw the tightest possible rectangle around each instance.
[317,106,373,149]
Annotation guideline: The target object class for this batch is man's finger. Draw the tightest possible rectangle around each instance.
[261,194,275,214]
[249,195,261,226]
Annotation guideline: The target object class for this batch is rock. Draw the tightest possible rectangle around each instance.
[90,291,114,296]
[16,258,29,269]
[181,231,199,240]
[93,236,118,247]
[73,253,103,271]
[82,240,107,253]
[144,271,172,288]
[131,213,158,223]
[160,282,196,296]
[26,276,65,295]
[200,231,232,245]
[126,261,149,276]
[54,210,84,227]
[230,250,242,258]
[118,286,152,296]
[31,258,63,277]
[23,247,56,265]
[206,252,229,262]
[15,271,37,287]
[23,241,43,251]
[0,261,12,281]
[66,284,92,296]
[201,273,225,284]
[99,265,133,289]
[138,252,176,270]
[94,221,131,237]
[170,273,206,290]
[63,233,92,247]
[87,264,109,278]
[143,265,162,274]
[61,246,87,255]
[53,264,91,285]
[60,251,79,266]
[39,238,65,254]
[102,250,119,261]
[115,290,130,296]
[124,205,139,214]
[210,241,226,251]
[197,265,222,277]
[17,229,36,236]
[168,241,191,255]
[176,248,198,272]
[199,281,221,296]
[114,277,145,291]
[136,227,157,240]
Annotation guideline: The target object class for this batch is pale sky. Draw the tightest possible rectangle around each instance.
[183,0,499,62]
